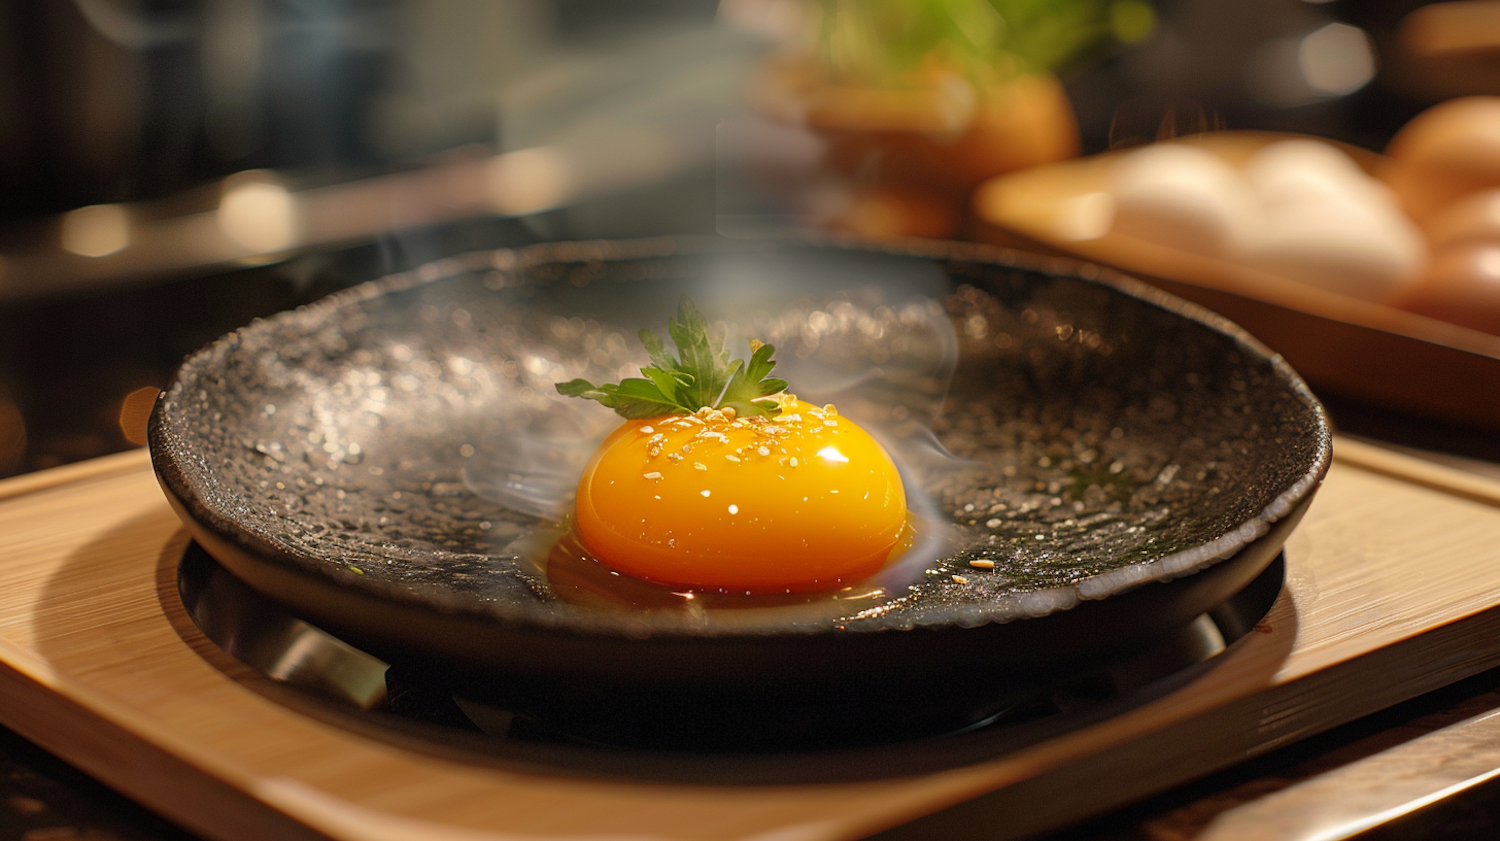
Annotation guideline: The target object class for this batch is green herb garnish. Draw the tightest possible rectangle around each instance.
[555,298,788,420]
[813,0,1155,85]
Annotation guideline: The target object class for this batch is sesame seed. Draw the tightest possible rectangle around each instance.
[666,453,683,463]
[969,560,996,569]
[757,446,770,456]
[725,454,740,463]
[952,575,970,584]
[643,472,662,480]
[824,419,838,427]
[789,457,798,467]
[639,425,654,434]
[693,462,707,471]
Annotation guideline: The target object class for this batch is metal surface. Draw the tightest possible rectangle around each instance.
[176,540,1287,780]
[1193,707,1500,840]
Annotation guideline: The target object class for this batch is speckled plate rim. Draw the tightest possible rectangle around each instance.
[148,235,1332,638]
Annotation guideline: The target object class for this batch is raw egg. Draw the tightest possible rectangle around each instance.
[1392,243,1500,335]
[573,397,907,593]
[1384,96,1500,221]
[1423,189,1500,251]
[1109,143,1258,258]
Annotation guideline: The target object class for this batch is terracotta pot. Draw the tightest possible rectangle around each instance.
[751,56,1080,237]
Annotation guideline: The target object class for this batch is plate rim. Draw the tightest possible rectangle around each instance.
[147,235,1333,640]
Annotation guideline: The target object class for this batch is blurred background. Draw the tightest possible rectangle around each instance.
[0,0,1487,478]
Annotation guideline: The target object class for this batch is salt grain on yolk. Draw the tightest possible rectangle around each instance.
[573,397,907,593]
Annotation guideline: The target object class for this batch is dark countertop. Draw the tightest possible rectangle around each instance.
[0,723,194,841]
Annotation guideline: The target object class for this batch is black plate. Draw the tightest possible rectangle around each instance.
[177,539,1287,770]
[149,238,1330,745]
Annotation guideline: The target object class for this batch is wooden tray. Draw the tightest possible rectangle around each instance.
[5,443,1500,840]
[970,131,1500,433]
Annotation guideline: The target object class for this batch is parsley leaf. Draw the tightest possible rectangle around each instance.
[556,297,785,419]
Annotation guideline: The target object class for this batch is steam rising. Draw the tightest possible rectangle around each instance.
[459,254,967,600]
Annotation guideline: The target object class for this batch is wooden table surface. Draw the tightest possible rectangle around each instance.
[9,433,1500,840]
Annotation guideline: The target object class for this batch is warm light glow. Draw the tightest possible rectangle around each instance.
[1052,192,1116,241]
[1299,23,1375,96]
[0,400,24,475]
[61,204,131,257]
[816,446,849,464]
[485,147,572,215]
[118,387,161,446]
[1401,1,1500,57]
[218,177,299,253]
[1481,250,1500,278]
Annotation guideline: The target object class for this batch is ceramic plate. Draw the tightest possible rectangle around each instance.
[150,238,1330,744]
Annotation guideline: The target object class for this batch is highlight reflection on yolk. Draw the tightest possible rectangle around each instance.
[574,397,907,593]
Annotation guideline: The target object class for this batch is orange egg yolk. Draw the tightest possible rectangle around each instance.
[573,397,907,593]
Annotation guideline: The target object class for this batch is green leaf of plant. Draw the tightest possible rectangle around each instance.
[720,343,786,418]
[639,328,678,373]
[668,298,732,410]
[602,378,687,419]
[556,297,788,419]
[555,378,609,400]
[641,366,688,404]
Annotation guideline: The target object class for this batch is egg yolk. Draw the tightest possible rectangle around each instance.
[573,397,907,593]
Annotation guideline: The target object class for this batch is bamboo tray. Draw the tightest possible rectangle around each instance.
[5,442,1500,840]
[970,131,1500,432]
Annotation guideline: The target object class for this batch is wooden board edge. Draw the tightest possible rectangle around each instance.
[1333,437,1500,508]
[0,654,331,841]
[0,449,153,502]
[860,599,1500,841]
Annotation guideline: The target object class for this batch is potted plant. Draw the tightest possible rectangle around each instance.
[750,0,1152,238]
